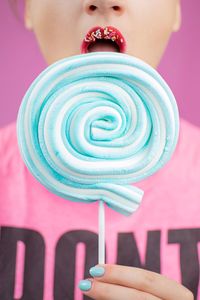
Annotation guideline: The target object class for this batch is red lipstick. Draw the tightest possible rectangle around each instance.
[81,26,126,54]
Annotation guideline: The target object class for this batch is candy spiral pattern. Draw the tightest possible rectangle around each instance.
[17,52,179,216]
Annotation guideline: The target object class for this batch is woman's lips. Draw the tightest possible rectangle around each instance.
[81,26,127,54]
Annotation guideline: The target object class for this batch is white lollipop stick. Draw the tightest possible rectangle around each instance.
[98,200,105,264]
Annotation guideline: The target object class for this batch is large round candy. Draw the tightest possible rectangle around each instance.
[17,52,179,216]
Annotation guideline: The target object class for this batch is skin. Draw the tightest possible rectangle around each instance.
[24,0,181,67]
[24,1,194,299]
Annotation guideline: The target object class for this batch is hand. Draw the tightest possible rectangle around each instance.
[79,264,194,300]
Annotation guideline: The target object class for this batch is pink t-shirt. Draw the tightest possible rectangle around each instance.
[0,118,200,300]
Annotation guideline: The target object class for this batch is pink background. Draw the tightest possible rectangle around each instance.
[0,0,200,128]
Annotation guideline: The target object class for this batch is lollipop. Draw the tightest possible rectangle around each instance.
[17,52,179,263]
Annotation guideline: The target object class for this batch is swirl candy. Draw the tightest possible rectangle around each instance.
[17,52,179,216]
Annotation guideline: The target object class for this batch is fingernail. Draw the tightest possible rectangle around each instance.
[89,266,105,277]
[79,279,92,291]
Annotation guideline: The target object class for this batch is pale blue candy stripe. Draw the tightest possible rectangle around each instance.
[17,52,179,216]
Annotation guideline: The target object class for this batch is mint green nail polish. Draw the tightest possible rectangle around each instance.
[89,266,105,277]
[79,280,92,291]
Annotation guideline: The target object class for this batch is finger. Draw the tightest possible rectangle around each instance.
[89,265,193,300]
[80,279,161,300]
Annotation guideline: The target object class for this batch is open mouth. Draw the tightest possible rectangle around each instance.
[81,26,126,54]
[88,39,120,53]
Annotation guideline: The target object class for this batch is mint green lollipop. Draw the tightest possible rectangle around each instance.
[17,52,179,216]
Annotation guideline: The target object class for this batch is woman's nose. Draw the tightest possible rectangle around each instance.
[84,0,125,15]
